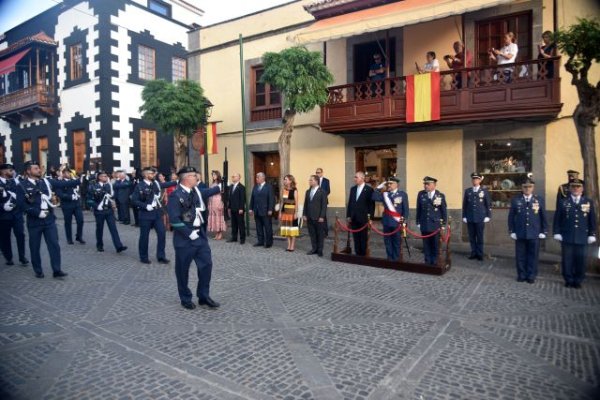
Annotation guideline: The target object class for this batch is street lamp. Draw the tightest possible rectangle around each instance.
[203,98,213,183]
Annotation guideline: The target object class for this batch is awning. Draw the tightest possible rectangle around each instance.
[292,0,513,44]
[0,49,31,76]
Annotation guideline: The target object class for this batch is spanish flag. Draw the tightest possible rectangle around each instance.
[201,122,218,155]
[406,72,441,123]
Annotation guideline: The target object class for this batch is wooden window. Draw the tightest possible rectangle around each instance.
[172,57,186,81]
[38,137,48,172]
[140,129,157,168]
[250,65,281,122]
[70,43,83,80]
[138,45,155,80]
[73,130,86,173]
[475,12,532,67]
[22,140,32,162]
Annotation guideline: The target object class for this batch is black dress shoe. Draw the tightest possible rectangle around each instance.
[97,247,104,252]
[116,246,128,253]
[526,279,535,284]
[76,238,86,244]
[226,239,237,243]
[53,271,68,278]
[140,259,151,264]
[307,250,317,255]
[198,297,220,308]
[318,252,323,257]
[264,244,272,248]
[6,260,14,266]
[516,278,526,282]
[477,255,484,261]
[20,258,29,265]
[467,255,477,260]
[157,258,170,264]
[181,302,196,310]
[253,243,264,247]
[564,282,572,288]
[573,283,582,289]
[240,240,245,245]
[35,272,45,278]
[67,240,74,245]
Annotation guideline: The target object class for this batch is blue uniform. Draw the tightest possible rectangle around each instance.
[553,196,597,286]
[462,187,492,259]
[114,178,133,224]
[16,178,78,275]
[0,177,27,264]
[416,190,447,265]
[131,179,176,262]
[372,190,409,261]
[87,181,124,251]
[167,184,220,303]
[508,194,548,281]
[55,179,84,243]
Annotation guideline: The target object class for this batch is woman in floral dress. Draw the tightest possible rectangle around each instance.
[207,170,226,240]
[279,175,299,251]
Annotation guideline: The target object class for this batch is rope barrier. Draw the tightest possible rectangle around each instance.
[369,222,404,236]
[403,227,441,239]
[335,219,369,233]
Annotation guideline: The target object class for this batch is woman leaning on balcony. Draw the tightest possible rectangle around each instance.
[489,32,519,83]
[537,30,557,79]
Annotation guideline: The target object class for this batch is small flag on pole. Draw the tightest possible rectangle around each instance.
[201,122,218,155]
[406,72,441,123]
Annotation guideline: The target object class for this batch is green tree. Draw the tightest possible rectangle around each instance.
[261,46,334,189]
[554,18,600,266]
[139,79,208,169]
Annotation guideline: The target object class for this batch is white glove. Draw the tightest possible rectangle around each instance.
[484,217,490,223]
[510,233,517,240]
[417,224,421,229]
[97,203,103,211]
[553,234,562,242]
[3,202,14,211]
[146,204,154,211]
[376,182,386,190]
[189,230,200,240]
[538,233,546,239]
[39,210,48,219]
[462,218,467,223]
[71,194,79,200]
[588,236,597,244]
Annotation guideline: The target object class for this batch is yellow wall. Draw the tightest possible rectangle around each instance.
[406,130,463,209]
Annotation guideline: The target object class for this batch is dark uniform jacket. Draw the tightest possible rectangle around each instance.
[553,196,597,245]
[55,179,82,210]
[17,178,79,226]
[0,177,19,219]
[372,190,409,228]
[462,187,492,223]
[87,182,115,215]
[416,190,447,231]
[508,194,548,239]
[131,179,176,220]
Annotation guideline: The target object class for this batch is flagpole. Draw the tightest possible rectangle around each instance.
[203,124,209,184]
[239,33,250,235]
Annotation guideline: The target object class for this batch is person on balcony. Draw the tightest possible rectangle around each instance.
[538,30,557,79]
[416,51,440,74]
[368,53,386,81]
[444,40,472,88]
[489,32,519,83]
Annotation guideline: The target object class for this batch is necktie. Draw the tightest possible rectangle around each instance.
[356,186,361,200]
[310,189,315,201]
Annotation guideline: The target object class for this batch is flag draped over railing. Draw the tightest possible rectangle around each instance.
[201,122,218,155]
[406,72,441,123]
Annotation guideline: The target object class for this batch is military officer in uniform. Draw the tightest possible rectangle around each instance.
[16,161,79,278]
[87,170,127,253]
[416,176,447,265]
[372,177,409,261]
[508,177,548,284]
[114,171,132,224]
[553,179,597,288]
[167,166,221,310]
[462,172,492,261]
[556,169,580,209]
[131,167,175,264]
[55,168,85,245]
[0,163,29,266]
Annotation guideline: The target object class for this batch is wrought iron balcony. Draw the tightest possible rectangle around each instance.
[0,84,56,121]
[320,57,562,133]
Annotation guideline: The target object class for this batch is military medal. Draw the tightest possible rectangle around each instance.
[581,202,590,216]
[532,201,539,214]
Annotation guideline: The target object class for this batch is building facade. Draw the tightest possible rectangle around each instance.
[188,0,599,249]
[0,0,202,174]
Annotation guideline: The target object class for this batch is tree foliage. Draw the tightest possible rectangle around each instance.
[554,18,600,87]
[139,79,207,137]
[261,46,334,114]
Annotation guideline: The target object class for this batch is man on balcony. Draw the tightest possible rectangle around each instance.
[368,53,386,81]
[444,40,472,89]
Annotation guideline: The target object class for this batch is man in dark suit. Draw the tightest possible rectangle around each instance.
[303,174,328,256]
[249,172,275,248]
[315,167,330,235]
[416,176,448,265]
[508,177,548,284]
[553,179,597,288]
[346,171,375,256]
[462,172,492,261]
[113,171,132,224]
[227,172,246,244]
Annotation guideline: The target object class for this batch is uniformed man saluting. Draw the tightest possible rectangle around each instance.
[556,169,580,209]
[508,176,548,284]
[372,177,409,261]
[553,179,597,288]
[167,166,221,310]
[462,172,492,261]
[416,176,447,265]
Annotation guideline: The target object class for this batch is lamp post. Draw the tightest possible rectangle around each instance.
[202,98,214,184]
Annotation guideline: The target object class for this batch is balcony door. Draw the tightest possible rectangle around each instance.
[38,137,48,172]
[353,38,396,83]
[22,139,32,162]
[72,130,85,172]
[475,12,532,67]
[140,128,157,168]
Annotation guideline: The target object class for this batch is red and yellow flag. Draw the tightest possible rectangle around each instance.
[201,122,218,155]
[406,72,441,123]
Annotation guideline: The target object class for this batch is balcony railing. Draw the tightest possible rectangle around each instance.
[0,84,56,117]
[321,57,562,133]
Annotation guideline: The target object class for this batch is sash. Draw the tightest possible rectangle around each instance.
[192,186,206,227]
[383,192,401,223]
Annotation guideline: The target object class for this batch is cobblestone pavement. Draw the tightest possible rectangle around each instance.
[1,213,599,400]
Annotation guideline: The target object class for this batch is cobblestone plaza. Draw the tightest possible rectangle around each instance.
[0,216,599,400]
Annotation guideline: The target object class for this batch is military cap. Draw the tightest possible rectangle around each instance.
[470,172,483,180]
[569,178,584,186]
[24,160,39,169]
[566,169,579,175]
[423,176,437,183]
[522,177,535,186]
[177,166,198,176]
[388,177,400,183]
[0,163,14,170]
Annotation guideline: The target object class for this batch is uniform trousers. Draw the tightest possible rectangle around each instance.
[230,212,245,242]
[384,225,400,261]
[0,215,26,262]
[94,211,123,249]
[467,222,485,258]
[561,243,587,285]
[139,215,166,261]
[62,206,84,242]
[28,219,61,274]
[422,231,440,265]
[515,239,539,280]
[175,243,212,303]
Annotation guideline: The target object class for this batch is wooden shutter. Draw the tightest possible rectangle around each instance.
[73,130,85,172]
[140,129,157,168]
[475,12,532,66]
[22,140,32,161]
[38,137,48,171]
